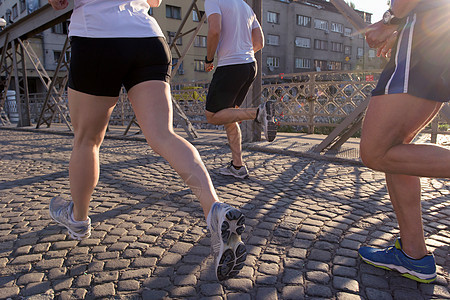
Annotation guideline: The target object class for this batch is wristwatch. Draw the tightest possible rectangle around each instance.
[382,9,404,25]
[205,56,214,64]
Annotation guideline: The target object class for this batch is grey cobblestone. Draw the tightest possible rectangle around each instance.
[0,129,448,299]
[92,282,115,298]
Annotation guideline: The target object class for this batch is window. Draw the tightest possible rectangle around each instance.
[194,59,205,72]
[297,15,311,27]
[344,45,351,55]
[331,22,343,33]
[19,0,25,13]
[193,10,205,22]
[266,34,280,46]
[343,63,351,70]
[172,58,184,75]
[53,50,70,64]
[328,61,342,70]
[357,47,364,57]
[52,21,69,35]
[314,59,327,71]
[166,5,181,19]
[12,4,18,19]
[295,58,311,69]
[368,49,376,58]
[314,39,327,50]
[344,27,352,37]
[194,35,207,48]
[314,19,328,31]
[148,7,153,15]
[267,11,279,24]
[167,31,182,45]
[365,13,371,23]
[267,56,280,68]
[331,42,343,52]
[295,37,310,48]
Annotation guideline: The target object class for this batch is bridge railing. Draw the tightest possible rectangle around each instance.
[18,70,450,139]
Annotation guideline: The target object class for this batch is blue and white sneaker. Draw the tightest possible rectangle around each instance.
[358,238,436,283]
[49,196,91,240]
[207,202,246,281]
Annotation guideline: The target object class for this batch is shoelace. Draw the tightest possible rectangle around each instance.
[384,246,396,254]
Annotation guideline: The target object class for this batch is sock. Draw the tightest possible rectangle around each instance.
[232,163,242,170]
[206,202,218,230]
[70,210,89,224]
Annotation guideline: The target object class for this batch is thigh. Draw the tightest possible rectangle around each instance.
[127,80,174,137]
[68,88,118,142]
[361,93,442,154]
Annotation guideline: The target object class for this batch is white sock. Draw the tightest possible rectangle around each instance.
[70,210,88,224]
[206,202,218,230]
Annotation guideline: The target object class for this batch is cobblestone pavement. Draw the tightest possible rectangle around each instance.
[0,129,449,300]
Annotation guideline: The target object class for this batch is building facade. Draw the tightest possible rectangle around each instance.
[0,0,382,94]
[261,0,383,76]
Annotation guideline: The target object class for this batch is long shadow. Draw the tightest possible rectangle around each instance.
[0,129,448,299]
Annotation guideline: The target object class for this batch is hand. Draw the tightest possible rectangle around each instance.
[365,20,399,49]
[48,0,69,10]
[377,30,399,58]
[205,62,214,72]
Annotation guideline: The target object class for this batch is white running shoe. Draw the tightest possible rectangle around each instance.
[208,202,247,281]
[49,196,91,240]
[218,161,249,179]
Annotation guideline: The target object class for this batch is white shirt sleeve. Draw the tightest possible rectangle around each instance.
[205,0,221,17]
[251,15,261,29]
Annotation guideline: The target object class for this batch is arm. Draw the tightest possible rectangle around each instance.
[205,13,221,72]
[252,26,264,53]
[391,0,422,18]
[365,0,421,58]
[147,0,162,8]
[48,0,69,10]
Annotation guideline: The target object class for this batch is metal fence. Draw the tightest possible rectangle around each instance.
[17,70,450,138]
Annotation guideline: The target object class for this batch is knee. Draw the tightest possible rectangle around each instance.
[73,131,104,149]
[359,137,385,171]
[145,128,176,153]
[205,112,220,125]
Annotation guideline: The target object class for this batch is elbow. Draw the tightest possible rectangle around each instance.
[254,41,264,52]
[209,29,220,39]
[147,0,161,7]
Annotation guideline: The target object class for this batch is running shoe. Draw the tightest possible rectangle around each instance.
[218,161,249,179]
[358,238,436,283]
[208,202,247,281]
[49,196,91,240]
[257,100,277,142]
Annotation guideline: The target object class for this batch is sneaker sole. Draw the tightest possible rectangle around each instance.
[264,101,277,142]
[359,254,437,283]
[216,209,247,281]
[218,169,249,179]
[218,171,249,179]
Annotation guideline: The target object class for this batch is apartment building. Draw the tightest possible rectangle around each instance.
[0,0,212,93]
[262,0,383,75]
[0,0,382,93]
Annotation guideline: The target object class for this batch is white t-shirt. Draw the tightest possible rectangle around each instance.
[69,0,164,38]
[205,0,261,67]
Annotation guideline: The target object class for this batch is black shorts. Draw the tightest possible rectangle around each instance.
[68,36,171,97]
[205,62,257,113]
[372,2,450,102]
